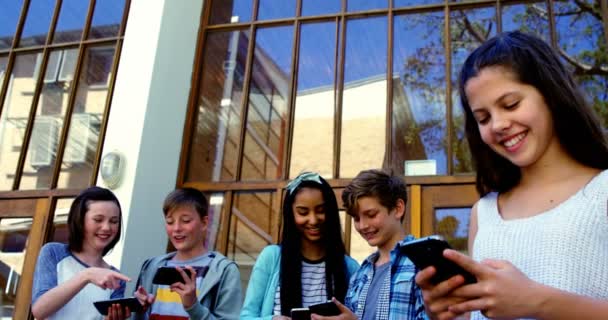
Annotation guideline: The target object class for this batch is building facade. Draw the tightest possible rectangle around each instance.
[0,0,606,318]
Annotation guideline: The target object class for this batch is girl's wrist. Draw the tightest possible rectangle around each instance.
[527,283,551,319]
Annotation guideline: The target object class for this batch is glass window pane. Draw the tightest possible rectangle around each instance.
[88,0,125,39]
[241,26,293,181]
[394,0,441,7]
[435,207,470,254]
[19,49,79,190]
[554,0,608,129]
[301,0,340,16]
[53,0,89,43]
[209,0,252,24]
[340,17,387,178]
[290,22,336,178]
[347,0,387,12]
[0,217,33,318]
[187,30,249,182]
[51,198,73,243]
[257,0,296,21]
[0,0,24,49]
[0,53,39,190]
[19,0,56,47]
[450,6,496,174]
[393,12,447,177]
[206,193,225,250]
[228,191,279,292]
[0,55,8,89]
[57,45,116,189]
[501,1,549,42]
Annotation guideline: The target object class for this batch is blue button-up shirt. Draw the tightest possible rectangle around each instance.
[345,235,429,320]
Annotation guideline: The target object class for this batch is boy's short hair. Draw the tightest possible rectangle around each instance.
[163,188,209,218]
[342,169,408,222]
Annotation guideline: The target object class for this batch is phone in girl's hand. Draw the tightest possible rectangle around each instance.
[152,266,209,285]
[401,235,476,284]
[290,307,311,320]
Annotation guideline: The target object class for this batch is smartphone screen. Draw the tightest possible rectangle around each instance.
[309,301,340,316]
[401,236,476,284]
[152,266,209,285]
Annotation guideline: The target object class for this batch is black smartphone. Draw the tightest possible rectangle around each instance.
[152,266,209,285]
[309,301,341,316]
[401,235,476,285]
[290,307,311,320]
[93,297,143,315]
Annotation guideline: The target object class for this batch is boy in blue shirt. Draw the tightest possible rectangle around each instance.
[313,169,428,320]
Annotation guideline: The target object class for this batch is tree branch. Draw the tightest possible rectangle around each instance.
[601,0,608,46]
[559,47,608,76]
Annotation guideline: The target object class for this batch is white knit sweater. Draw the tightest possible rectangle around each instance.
[471,170,608,320]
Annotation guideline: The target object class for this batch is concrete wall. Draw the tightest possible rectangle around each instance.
[99,0,204,293]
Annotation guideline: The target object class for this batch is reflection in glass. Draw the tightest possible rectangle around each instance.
[392,12,446,176]
[53,0,88,43]
[554,1,608,129]
[19,0,56,47]
[19,49,79,190]
[302,0,341,16]
[257,0,296,20]
[206,193,225,250]
[0,53,39,190]
[187,30,250,182]
[0,56,8,89]
[241,26,293,181]
[347,0,387,12]
[89,0,126,39]
[290,22,336,178]
[0,217,33,318]
[228,191,279,291]
[394,0,441,7]
[501,2,548,42]
[450,6,495,174]
[51,198,74,243]
[209,0,252,24]
[57,45,116,189]
[0,0,24,49]
[435,207,470,253]
[340,17,387,178]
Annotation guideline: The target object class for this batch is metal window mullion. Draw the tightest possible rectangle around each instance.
[334,14,346,179]
[547,0,557,48]
[281,18,301,180]
[496,0,502,34]
[386,4,394,171]
[49,0,98,188]
[13,0,63,190]
[445,2,454,175]
[234,24,258,181]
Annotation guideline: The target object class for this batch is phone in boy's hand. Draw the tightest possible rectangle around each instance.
[309,300,341,316]
[152,266,209,285]
[93,297,143,315]
[401,235,476,284]
[290,307,311,320]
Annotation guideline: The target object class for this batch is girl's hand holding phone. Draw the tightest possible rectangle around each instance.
[415,265,469,320]
[104,303,131,320]
[441,250,541,319]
